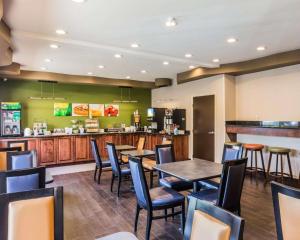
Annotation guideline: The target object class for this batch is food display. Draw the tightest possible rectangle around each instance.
[54,103,72,116]
[89,104,104,117]
[72,103,89,116]
[104,104,119,117]
[85,119,99,133]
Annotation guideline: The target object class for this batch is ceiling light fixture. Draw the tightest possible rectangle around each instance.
[113,87,138,103]
[98,65,105,69]
[141,70,147,74]
[44,58,52,63]
[185,53,192,58]
[50,44,59,49]
[126,76,131,79]
[40,67,47,71]
[87,72,93,75]
[131,43,140,48]
[163,61,169,65]
[257,46,266,51]
[227,38,237,43]
[189,65,195,69]
[165,17,177,27]
[114,54,122,58]
[212,58,220,63]
[29,80,66,101]
[72,0,86,3]
[56,29,66,35]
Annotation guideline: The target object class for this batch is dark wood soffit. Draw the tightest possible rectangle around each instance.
[177,49,300,84]
[0,62,20,75]
[0,20,11,46]
[0,70,156,89]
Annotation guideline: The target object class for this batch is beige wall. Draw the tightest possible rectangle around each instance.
[152,75,226,162]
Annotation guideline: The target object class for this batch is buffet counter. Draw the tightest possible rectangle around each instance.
[0,132,189,166]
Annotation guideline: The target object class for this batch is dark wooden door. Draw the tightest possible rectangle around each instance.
[193,95,215,161]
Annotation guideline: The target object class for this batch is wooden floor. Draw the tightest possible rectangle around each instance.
[49,170,295,240]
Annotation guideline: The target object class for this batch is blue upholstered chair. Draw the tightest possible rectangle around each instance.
[271,181,300,240]
[91,139,111,184]
[184,197,245,240]
[188,158,247,215]
[107,142,131,197]
[156,144,193,191]
[6,150,37,170]
[129,157,185,240]
[0,166,46,193]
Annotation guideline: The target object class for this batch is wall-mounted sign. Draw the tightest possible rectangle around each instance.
[89,104,104,117]
[104,104,119,117]
[72,103,89,116]
[54,103,72,116]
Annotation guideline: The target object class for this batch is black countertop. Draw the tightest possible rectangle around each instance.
[226,121,300,129]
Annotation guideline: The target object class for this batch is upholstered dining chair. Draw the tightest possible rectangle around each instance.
[0,147,21,171]
[122,136,146,163]
[91,139,111,184]
[0,186,63,240]
[156,144,193,191]
[189,158,247,215]
[6,150,37,170]
[0,166,46,193]
[129,157,185,240]
[184,197,245,240]
[271,181,300,240]
[107,142,131,197]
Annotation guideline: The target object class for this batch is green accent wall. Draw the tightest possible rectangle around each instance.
[0,80,151,130]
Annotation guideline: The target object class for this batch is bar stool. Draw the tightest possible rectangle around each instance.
[267,147,293,183]
[243,144,266,178]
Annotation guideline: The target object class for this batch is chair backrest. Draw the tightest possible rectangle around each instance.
[217,158,247,213]
[91,139,102,167]
[7,150,36,170]
[137,137,146,151]
[129,157,151,210]
[106,142,121,176]
[222,143,243,163]
[271,181,300,240]
[0,147,22,171]
[162,137,172,144]
[0,167,46,194]
[155,144,175,178]
[0,187,63,240]
[184,197,244,240]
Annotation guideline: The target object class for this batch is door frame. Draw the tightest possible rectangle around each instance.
[191,94,216,161]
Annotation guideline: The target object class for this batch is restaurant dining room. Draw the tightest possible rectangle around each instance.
[1,0,300,239]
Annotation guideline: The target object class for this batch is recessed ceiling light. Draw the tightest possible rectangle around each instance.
[257,46,266,51]
[131,43,140,48]
[189,65,195,69]
[163,61,169,65]
[227,38,237,43]
[165,17,177,27]
[114,54,122,58]
[40,67,47,71]
[212,58,220,63]
[44,58,52,63]
[185,53,192,58]
[141,70,147,74]
[50,44,59,49]
[56,29,66,35]
[87,72,93,75]
[98,65,105,69]
[72,0,86,3]
[126,76,131,79]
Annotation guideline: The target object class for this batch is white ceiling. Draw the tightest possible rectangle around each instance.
[4,0,300,82]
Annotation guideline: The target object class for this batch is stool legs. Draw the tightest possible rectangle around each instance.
[245,149,266,179]
[267,152,293,182]
[287,153,293,180]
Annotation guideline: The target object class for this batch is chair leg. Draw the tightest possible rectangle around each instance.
[267,153,272,181]
[260,150,266,178]
[97,167,102,184]
[146,211,153,240]
[117,177,121,197]
[287,153,293,180]
[280,154,284,183]
[110,173,115,192]
[94,166,98,181]
[181,202,186,234]
[255,150,258,178]
[275,154,279,178]
[134,204,140,232]
[237,205,241,216]
[150,171,154,189]
[164,209,168,221]
[172,207,175,219]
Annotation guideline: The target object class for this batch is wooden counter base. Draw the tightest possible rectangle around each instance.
[0,133,189,166]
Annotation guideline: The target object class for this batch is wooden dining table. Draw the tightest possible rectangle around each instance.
[154,158,223,192]
[120,149,155,158]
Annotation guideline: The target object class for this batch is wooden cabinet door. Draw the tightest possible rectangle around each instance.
[75,136,90,161]
[39,138,56,166]
[57,137,73,163]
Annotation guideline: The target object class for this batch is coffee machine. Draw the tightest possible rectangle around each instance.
[132,110,141,130]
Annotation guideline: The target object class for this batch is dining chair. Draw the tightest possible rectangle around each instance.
[129,157,185,240]
[200,143,243,190]
[188,158,247,215]
[0,166,46,193]
[271,181,300,240]
[107,142,131,197]
[7,140,28,151]
[184,197,245,240]
[156,144,193,191]
[6,150,37,170]
[122,136,146,163]
[0,147,22,171]
[91,138,111,184]
[0,186,63,240]
[142,137,173,188]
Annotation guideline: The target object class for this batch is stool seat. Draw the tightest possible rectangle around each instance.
[244,144,264,150]
[225,141,242,146]
[268,147,291,154]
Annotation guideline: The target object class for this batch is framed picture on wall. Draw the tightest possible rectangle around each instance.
[54,103,72,116]
[72,103,89,116]
[104,104,119,117]
[89,104,104,117]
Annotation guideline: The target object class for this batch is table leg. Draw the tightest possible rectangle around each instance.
[193,182,198,192]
